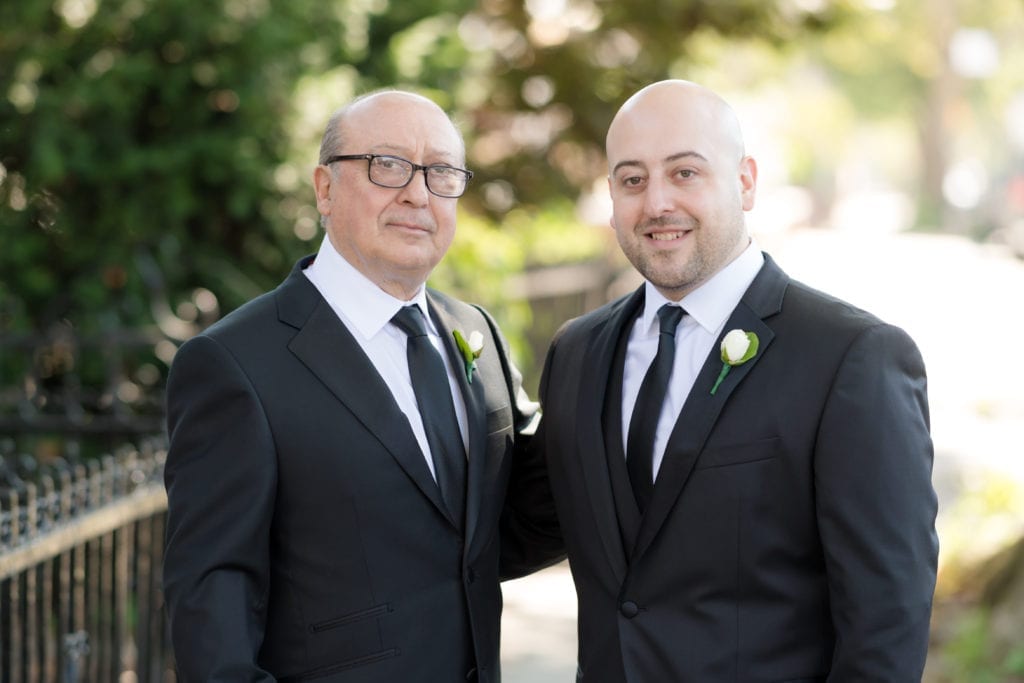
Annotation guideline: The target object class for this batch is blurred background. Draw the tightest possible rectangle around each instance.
[1,0,1022,680]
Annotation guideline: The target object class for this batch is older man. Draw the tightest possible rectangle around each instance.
[163,90,561,682]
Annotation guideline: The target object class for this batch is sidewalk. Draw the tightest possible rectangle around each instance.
[501,561,577,682]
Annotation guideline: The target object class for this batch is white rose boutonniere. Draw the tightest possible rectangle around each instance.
[710,329,759,395]
[453,329,485,383]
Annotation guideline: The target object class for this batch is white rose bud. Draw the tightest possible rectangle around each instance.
[468,331,485,356]
[721,329,751,364]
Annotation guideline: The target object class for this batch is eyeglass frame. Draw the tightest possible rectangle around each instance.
[324,153,474,198]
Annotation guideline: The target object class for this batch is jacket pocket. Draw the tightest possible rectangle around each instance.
[694,435,781,470]
[296,603,395,679]
[309,603,390,633]
[282,648,400,681]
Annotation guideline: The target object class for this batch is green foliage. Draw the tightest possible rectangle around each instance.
[0,0,863,420]
[429,208,532,365]
[940,607,1024,682]
[501,199,609,267]
[0,0,354,332]
[1,0,850,337]
[453,0,855,218]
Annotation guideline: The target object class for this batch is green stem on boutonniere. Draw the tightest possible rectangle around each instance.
[453,329,482,384]
[711,329,759,395]
[710,364,731,395]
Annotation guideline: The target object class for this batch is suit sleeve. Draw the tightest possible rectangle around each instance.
[815,323,938,681]
[472,306,565,579]
[162,335,277,682]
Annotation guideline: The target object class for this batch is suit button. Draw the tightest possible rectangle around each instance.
[620,601,639,618]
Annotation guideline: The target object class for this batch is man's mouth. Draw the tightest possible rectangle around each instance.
[649,231,685,241]
[389,219,433,234]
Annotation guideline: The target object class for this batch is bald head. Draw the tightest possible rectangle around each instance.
[319,90,464,166]
[607,80,746,174]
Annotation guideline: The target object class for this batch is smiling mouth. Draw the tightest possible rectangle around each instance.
[648,230,686,241]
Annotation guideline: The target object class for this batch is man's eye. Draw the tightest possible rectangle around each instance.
[621,176,643,187]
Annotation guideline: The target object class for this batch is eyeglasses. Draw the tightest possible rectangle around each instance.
[325,154,473,198]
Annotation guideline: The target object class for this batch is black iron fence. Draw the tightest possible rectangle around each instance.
[1,303,178,682]
[0,439,172,683]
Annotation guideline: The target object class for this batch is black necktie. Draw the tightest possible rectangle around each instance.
[392,306,467,528]
[626,304,684,513]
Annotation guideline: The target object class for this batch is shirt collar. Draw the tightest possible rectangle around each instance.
[304,234,432,341]
[639,240,764,336]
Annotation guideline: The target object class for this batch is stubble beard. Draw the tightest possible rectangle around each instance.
[636,249,708,300]
[621,211,747,300]
[619,216,705,299]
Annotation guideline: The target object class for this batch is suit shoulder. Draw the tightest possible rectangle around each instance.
[196,261,318,345]
[784,279,885,330]
[170,293,275,376]
[426,288,497,333]
[781,279,920,352]
[428,287,481,317]
[426,289,516,360]
[196,289,278,344]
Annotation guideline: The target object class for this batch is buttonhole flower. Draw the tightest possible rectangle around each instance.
[710,329,759,395]
[453,329,484,383]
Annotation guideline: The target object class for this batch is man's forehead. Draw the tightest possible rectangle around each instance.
[608,115,741,171]
[365,140,460,160]
[340,104,461,154]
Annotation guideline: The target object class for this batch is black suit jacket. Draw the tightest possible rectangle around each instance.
[535,254,938,682]
[163,257,559,682]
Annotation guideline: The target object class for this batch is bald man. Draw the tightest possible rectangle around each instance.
[532,80,938,681]
[162,90,562,683]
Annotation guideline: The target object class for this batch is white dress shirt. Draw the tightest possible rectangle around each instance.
[303,235,469,480]
[622,241,765,480]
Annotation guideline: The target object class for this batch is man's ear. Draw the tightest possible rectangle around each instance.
[739,156,758,212]
[313,165,333,217]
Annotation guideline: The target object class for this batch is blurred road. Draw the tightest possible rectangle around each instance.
[498,228,1024,681]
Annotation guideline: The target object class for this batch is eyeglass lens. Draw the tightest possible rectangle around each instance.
[369,156,468,197]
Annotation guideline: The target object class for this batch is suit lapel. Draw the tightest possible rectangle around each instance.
[632,257,788,559]
[428,296,487,545]
[576,288,645,583]
[278,263,451,523]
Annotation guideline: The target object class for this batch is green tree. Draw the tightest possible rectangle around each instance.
[0,0,499,332]
[1,0,861,332]
[448,0,858,220]
[0,0,867,432]
[1,0,350,332]
[0,0,432,442]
